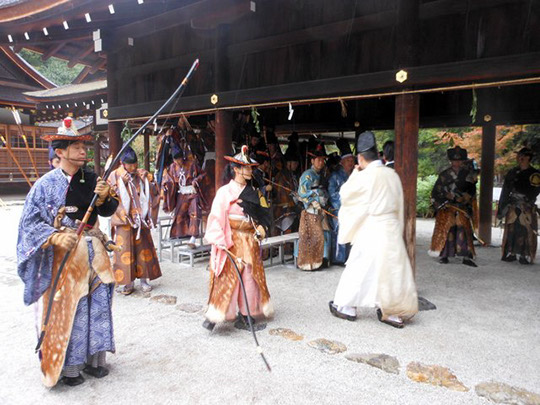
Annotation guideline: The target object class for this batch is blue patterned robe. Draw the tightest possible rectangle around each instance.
[328,166,351,264]
[17,168,115,370]
[296,167,331,261]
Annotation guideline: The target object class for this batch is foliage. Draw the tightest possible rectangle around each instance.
[417,175,437,218]
[375,124,540,216]
[18,49,84,86]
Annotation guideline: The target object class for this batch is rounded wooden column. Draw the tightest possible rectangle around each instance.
[214,110,232,190]
[394,93,420,275]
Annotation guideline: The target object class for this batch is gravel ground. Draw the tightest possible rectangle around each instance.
[0,199,538,405]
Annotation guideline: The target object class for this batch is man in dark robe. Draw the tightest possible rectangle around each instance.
[430,146,478,267]
[497,147,540,264]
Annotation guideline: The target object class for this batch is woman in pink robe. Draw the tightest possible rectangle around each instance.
[203,146,274,331]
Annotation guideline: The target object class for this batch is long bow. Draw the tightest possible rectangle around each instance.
[35,58,200,353]
[222,248,272,372]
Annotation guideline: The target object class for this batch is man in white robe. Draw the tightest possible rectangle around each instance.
[329,131,418,328]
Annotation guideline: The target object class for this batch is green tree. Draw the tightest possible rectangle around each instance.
[18,48,84,86]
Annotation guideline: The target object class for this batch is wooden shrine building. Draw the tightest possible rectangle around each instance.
[2,0,540,269]
[0,45,56,187]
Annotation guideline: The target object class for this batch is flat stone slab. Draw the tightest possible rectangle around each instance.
[150,294,177,305]
[475,382,540,405]
[268,328,304,341]
[418,296,437,311]
[406,362,469,392]
[176,303,204,313]
[346,353,400,374]
[307,338,347,355]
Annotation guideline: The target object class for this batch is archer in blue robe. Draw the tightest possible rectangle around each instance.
[295,167,331,265]
[17,167,118,385]
[328,166,351,264]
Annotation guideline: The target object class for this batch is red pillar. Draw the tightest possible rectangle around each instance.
[215,110,232,190]
[479,122,496,245]
[106,52,122,160]
[394,94,420,274]
[93,135,101,176]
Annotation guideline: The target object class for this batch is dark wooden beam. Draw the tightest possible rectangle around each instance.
[114,49,212,79]
[110,0,528,80]
[114,9,396,79]
[109,52,540,120]
[72,66,92,84]
[41,42,66,61]
[229,9,396,59]
[420,0,528,19]
[68,44,94,68]
[111,0,251,50]
[89,58,107,74]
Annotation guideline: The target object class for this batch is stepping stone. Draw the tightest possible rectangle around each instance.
[346,353,400,374]
[418,296,437,311]
[268,328,304,341]
[176,303,203,313]
[406,362,469,392]
[308,338,347,355]
[475,382,540,405]
[150,294,177,305]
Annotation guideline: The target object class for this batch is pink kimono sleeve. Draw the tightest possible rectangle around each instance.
[204,187,234,276]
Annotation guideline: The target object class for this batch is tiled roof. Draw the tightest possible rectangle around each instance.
[24,80,107,100]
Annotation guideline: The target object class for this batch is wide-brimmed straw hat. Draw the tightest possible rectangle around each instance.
[41,117,93,142]
[224,145,259,166]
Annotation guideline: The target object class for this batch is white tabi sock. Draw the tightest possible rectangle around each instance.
[337,305,357,317]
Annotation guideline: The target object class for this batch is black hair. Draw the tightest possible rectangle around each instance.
[222,162,239,185]
[51,139,76,150]
[383,140,394,161]
[360,146,379,162]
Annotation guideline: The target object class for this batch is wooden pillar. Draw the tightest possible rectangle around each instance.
[394,0,420,274]
[215,110,233,190]
[394,94,420,274]
[479,122,496,245]
[93,136,101,176]
[106,52,122,160]
[143,130,150,172]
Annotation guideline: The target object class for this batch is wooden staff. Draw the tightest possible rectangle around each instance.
[0,135,32,187]
[263,176,338,219]
[21,133,39,179]
[11,107,39,179]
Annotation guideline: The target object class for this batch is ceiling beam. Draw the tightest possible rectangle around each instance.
[72,66,92,84]
[108,52,540,120]
[41,42,66,61]
[110,0,251,50]
[89,58,107,74]
[68,44,94,68]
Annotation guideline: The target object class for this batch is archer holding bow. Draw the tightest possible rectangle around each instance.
[202,145,274,332]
